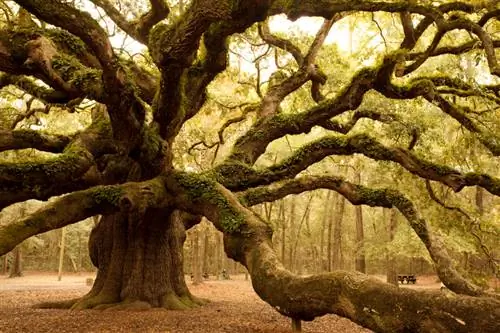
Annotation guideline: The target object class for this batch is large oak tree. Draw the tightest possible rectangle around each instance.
[0,0,499,332]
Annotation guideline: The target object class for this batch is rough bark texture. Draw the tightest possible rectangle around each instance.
[67,210,203,310]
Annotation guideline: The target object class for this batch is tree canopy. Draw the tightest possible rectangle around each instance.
[0,0,499,332]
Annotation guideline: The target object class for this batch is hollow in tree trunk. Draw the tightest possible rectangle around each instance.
[66,210,205,310]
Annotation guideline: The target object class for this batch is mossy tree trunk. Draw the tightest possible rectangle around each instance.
[70,210,203,310]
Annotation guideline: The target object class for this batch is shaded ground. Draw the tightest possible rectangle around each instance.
[0,272,441,333]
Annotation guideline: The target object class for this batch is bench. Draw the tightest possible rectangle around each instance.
[397,274,417,284]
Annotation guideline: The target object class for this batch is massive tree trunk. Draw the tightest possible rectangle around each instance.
[68,210,203,310]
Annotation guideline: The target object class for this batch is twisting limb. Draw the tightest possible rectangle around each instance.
[0,129,72,153]
[0,74,70,104]
[238,174,494,297]
[320,109,396,134]
[166,172,500,332]
[257,16,338,118]
[258,21,304,65]
[408,40,500,60]
[374,74,500,156]
[227,65,378,165]
[216,133,500,195]
[0,176,171,256]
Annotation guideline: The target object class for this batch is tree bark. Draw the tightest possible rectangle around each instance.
[41,210,205,310]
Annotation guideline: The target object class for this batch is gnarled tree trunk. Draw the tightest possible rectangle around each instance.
[69,210,203,310]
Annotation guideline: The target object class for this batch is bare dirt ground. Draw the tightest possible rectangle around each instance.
[0,272,441,333]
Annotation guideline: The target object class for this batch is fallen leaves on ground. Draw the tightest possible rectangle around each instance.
[0,273,372,333]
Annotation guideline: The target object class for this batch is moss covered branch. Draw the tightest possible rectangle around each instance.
[0,176,170,256]
[239,174,493,297]
[0,129,72,153]
[0,144,95,209]
[166,171,500,332]
[215,133,500,195]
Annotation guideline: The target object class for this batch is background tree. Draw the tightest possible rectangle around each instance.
[0,0,499,332]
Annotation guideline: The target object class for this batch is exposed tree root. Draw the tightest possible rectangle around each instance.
[35,298,80,309]
[35,291,209,311]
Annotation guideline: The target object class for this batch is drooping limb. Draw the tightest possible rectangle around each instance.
[166,171,500,333]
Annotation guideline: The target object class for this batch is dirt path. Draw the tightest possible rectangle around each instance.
[0,272,371,333]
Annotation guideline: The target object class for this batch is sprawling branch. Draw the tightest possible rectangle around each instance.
[320,109,396,134]
[216,133,500,195]
[375,76,500,156]
[166,172,500,332]
[0,176,171,255]
[15,0,114,70]
[239,175,491,297]
[0,144,95,210]
[226,66,377,165]
[14,1,150,145]
[0,74,70,104]
[0,129,71,153]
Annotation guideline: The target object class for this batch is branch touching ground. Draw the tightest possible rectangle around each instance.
[239,175,491,298]
[166,171,500,333]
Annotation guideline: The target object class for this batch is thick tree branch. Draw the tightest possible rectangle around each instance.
[0,74,70,104]
[0,129,71,153]
[15,0,115,70]
[0,144,95,210]
[215,133,500,196]
[226,66,377,165]
[239,175,492,297]
[0,177,171,256]
[166,172,499,332]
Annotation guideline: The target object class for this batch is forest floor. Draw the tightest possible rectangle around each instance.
[0,272,442,333]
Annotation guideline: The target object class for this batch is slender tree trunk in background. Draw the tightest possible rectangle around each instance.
[386,209,398,286]
[326,197,334,271]
[355,204,366,273]
[292,195,313,274]
[288,197,296,272]
[279,200,286,265]
[2,255,7,274]
[192,228,202,284]
[215,231,222,279]
[332,196,345,270]
[202,226,209,277]
[9,246,22,278]
[319,192,331,271]
[354,171,366,273]
[58,227,66,281]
